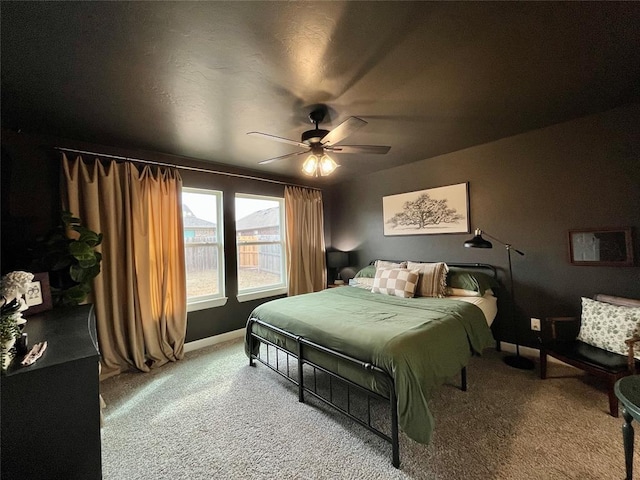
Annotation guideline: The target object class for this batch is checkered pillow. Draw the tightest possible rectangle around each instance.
[371,268,420,298]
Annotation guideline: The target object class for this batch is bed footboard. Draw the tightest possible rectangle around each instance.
[247,317,470,468]
[247,317,400,466]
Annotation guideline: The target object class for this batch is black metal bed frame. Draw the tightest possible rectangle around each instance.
[246,262,497,468]
[247,318,467,468]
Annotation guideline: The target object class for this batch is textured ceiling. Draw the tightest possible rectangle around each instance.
[2,2,639,184]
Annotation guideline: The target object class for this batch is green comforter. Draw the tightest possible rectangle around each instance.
[244,286,495,444]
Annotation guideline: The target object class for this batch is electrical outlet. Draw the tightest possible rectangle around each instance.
[531,318,541,331]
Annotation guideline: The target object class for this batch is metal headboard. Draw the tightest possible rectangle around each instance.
[367,260,498,279]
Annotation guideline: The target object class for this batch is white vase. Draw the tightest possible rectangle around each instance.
[2,337,16,370]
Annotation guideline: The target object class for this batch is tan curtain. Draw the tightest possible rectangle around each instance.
[62,154,187,379]
[284,186,326,295]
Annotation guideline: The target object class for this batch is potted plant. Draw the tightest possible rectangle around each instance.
[31,211,103,306]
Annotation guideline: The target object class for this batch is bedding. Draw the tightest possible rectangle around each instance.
[374,260,407,269]
[447,267,499,296]
[406,261,448,298]
[354,265,376,278]
[351,274,497,326]
[371,267,420,298]
[450,291,498,326]
[245,286,495,444]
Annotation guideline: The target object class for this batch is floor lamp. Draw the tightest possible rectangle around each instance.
[464,228,535,370]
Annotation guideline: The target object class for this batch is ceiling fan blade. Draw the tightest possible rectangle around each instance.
[326,145,391,155]
[258,150,309,165]
[321,116,367,147]
[247,131,308,149]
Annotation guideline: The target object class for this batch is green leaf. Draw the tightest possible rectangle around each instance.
[64,284,91,303]
[70,263,100,283]
[69,242,92,257]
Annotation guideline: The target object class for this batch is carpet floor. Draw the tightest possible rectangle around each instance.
[100,338,637,479]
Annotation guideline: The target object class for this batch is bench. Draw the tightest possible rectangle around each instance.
[539,294,640,417]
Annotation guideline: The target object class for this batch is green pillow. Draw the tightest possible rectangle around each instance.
[354,265,376,279]
[447,268,499,295]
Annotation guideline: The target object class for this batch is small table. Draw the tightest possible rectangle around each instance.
[615,375,640,480]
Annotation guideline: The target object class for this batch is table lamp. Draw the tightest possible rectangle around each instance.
[327,251,349,285]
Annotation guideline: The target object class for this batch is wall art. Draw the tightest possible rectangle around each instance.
[568,227,634,266]
[383,182,469,236]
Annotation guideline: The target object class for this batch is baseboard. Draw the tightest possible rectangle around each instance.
[184,328,245,353]
[184,334,572,367]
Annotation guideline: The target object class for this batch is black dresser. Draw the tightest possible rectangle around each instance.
[1,304,102,480]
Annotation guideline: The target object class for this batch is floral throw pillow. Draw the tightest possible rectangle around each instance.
[577,297,640,358]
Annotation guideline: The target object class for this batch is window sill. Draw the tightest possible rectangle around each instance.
[237,287,287,303]
[187,297,228,312]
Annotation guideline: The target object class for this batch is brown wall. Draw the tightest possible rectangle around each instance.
[325,104,640,347]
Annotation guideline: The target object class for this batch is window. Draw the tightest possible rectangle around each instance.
[182,187,226,310]
[235,193,287,301]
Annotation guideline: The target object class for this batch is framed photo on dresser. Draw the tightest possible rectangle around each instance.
[23,272,53,316]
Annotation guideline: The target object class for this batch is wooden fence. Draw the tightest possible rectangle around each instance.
[184,243,218,272]
[185,237,281,275]
[238,235,282,275]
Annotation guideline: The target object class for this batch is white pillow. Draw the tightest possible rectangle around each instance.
[577,297,640,358]
[374,260,407,269]
[406,261,448,298]
[371,268,420,298]
[351,277,375,289]
[447,287,482,297]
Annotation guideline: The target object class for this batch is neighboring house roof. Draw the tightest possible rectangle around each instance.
[236,207,279,231]
[183,205,216,228]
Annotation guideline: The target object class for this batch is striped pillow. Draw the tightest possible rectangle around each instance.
[406,262,449,298]
[371,268,420,298]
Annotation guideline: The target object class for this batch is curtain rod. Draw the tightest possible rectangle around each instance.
[53,146,322,191]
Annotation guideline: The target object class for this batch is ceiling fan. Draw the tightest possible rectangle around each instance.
[247,105,391,176]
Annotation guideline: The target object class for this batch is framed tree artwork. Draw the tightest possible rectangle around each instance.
[382,182,470,236]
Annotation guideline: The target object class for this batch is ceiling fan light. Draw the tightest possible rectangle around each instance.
[319,154,338,176]
[302,154,319,176]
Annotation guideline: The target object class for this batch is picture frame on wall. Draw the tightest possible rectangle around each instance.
[23,272,53,316]
[568,227,634,266]
[382,182,470,236]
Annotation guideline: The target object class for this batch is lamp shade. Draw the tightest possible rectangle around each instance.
[303,153,339,177]
[327,251,348,268]
[464,229,493,249]
[302,155,319,176]
[319,155,338,176]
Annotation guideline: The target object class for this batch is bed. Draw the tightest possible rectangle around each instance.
[244,262,498,467]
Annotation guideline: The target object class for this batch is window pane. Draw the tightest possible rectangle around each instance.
[236,197,281,239]
[236,194,286,295]
[238,244,283,290]
[184,244,219,298]
[183,189,223,301]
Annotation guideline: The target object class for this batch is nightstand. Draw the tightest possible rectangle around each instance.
[328,283,347,288]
